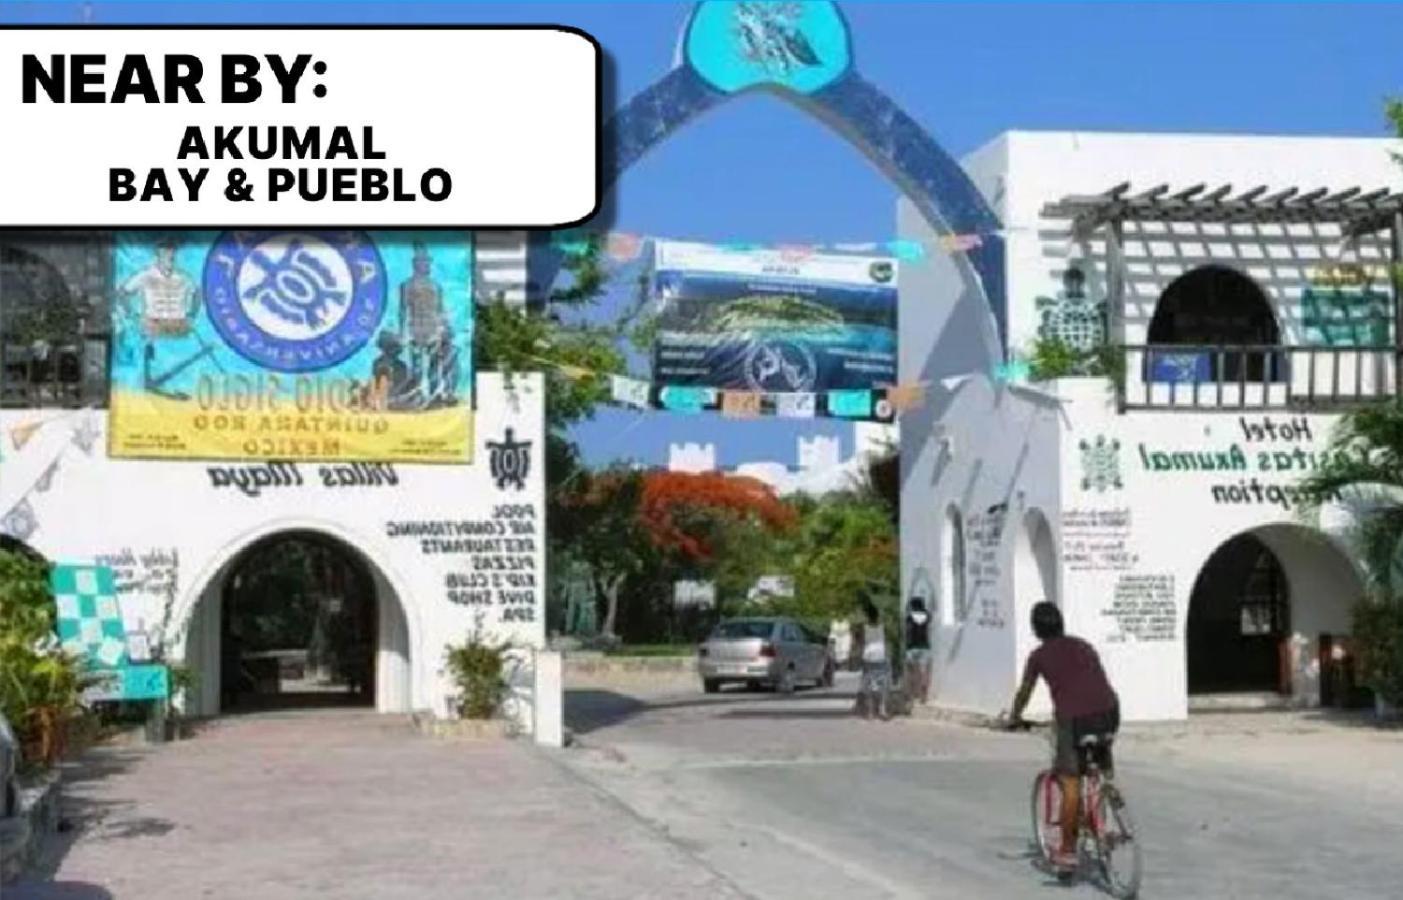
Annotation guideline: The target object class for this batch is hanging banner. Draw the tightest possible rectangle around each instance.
[109,230,474,463]
[52,563,170,702]
[1302,263,1392,347]
[651,240,898,396]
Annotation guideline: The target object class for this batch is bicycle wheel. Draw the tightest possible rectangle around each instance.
[1091,781,1142,899]
[1028,770,1061,865]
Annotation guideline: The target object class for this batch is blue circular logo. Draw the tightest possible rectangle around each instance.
[204,230,386,373]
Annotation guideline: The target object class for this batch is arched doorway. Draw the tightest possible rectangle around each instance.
[1148,265,1282,383]
[1186,525,1363,700]
[180,529,413,717]
[218,532,376,712]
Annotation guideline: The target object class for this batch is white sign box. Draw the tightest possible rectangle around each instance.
[0,26,600,228]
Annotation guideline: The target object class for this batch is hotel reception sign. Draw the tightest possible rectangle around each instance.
[108,230,474,463]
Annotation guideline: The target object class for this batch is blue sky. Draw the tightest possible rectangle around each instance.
[6,1,1402,467]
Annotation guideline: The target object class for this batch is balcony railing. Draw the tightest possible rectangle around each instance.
[1120,344,1398,411]
[1,335,109,408]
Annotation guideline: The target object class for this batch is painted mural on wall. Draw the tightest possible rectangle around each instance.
[108,231,474,463]
[1301,262,1391,347]
[651,240,898,398]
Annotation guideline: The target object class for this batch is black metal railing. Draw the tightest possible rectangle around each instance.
[0,335,109,408]
[1120,343,1397,410]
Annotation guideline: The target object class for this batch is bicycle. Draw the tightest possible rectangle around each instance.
[1002,716,1142,899]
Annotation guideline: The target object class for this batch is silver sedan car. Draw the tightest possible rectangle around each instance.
[698,617,835,694]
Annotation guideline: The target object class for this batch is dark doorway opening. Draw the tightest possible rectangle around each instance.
[1186,533,1291,695]
[1148,265,1283,383]
[220,531,377,712]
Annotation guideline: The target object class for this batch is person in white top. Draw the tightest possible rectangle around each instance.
[857,592,890,719]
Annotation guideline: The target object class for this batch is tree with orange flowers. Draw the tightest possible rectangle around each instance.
[638,471,797,562]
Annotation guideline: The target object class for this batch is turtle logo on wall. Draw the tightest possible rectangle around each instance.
[487,428,532,492]
[1079,435,1123,493]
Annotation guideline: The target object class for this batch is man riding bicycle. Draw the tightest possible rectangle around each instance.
[1005,601,1120,873]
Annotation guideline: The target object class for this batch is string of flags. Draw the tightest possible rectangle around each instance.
[602,372,930,423]
[1,409,101,543]
[548,227,1028,263]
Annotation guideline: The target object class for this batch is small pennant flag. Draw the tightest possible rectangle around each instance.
[940,233,984,253]
[659,386,713,414]
[34,459,59,493]
[833,242,880,254]
[721,391,761,419]
[774,393,816,419]
[884,383,928,413]
[70,415,100,455]
[828,389,874,419]
[10,420,43,451]
[610,375,652,409]
[776,244,817,263]
[885,240,925,262]
[606,232,644,262]
[993,360,1031,385]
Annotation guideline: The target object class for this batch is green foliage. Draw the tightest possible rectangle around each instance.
[1025,336,1125,391]
[0,549,87,764]
[1353,597,1403,706]
[769,493,899,626]
[443,633,513,719]
[1297,400,1403,707]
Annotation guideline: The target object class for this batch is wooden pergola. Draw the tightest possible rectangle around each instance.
[1042,183,1403,397]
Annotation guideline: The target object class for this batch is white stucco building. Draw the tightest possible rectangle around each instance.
[902,131,1399,720]
[0,230,548,732]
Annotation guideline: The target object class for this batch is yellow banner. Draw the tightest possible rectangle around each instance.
[109,389,473,463]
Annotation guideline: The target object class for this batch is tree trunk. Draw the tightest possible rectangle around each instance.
[598,574,625,638]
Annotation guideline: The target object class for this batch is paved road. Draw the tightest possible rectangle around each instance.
[9,710,745,900]
[563,673,1403,900]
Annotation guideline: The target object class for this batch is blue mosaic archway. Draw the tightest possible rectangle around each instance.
[589,0,1007,347]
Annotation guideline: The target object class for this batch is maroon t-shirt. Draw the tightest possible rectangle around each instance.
[1025,636,1118,720]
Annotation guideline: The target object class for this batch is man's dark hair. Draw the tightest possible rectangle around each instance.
[909,596,926,613]
[1031,601,1064,641]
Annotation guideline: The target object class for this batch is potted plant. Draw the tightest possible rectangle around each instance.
[443,633,513,720]
[163,663,199,740]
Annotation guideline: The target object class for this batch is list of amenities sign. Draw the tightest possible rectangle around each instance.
[0,26,600,228]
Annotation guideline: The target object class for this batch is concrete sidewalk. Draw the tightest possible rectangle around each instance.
[8,711,745,900]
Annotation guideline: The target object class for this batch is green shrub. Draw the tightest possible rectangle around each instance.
[1354,597,1403,707]
[443,634,513,719]
[0,549,87,767]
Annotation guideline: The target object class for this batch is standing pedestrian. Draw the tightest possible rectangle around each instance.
[857,592,890,720]
[905,596,933,705]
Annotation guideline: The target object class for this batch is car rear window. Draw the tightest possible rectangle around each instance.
[711,621,774,640]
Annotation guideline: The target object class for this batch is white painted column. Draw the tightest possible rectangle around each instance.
[373,568,411,713]
[534,649,563,748]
